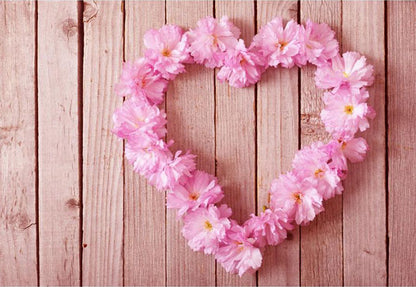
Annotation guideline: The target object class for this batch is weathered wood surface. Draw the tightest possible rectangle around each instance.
[0,0,415,285]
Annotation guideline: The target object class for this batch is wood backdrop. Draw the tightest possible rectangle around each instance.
[1,0,415,285]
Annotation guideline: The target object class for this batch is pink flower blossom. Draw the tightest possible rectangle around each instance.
[252,18,302,68]
[323,140,348,179]
[292,143,343,200]
[148,150,196,190]
[182,204,231,254]
[342,137,369,163]
[187,16,240,68]
[125,139,171,177]
[112,98,166,140]
[301,20,339,66]
[167,170,224,216]
[321,88,375,140]
[269,172,324,225]
[244,208,293,248]
[115,58,168,104]
[315,52,374,93]
[215,222,262,276]
[144,25,190,80]
[217,39,265,88]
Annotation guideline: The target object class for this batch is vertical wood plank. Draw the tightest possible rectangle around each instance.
[214,1,256,285]
[256,1,300,286]
[300,1,343,285]
[82,1,124,285]
[387,2,416,285]
[124,1,166,285]
[38,1,80,285]
[166,1,216,285]
[0,1,37,285]
[342,2,387,285]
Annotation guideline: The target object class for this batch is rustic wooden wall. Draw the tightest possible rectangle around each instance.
[1,0,415,286]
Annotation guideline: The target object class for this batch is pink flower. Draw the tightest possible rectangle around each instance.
[217,39,265,88]
[187,16,240,68]
[323,140,348,179]
[301,20,339,66]
[144,25,190,80]
[252,18,302,68]
[148,150,197,190]
[215,222,262,277]
[115,58,168,104]
[321,88,375,140]
[269,172,324,225]
[167,170,224,216]
[315,52,374,93]
[112,98,166,140]
[292,143,343,200]
[244,208,293,248]
[182,204,231,254]
[125,139,171,177]
[342,137,369,163]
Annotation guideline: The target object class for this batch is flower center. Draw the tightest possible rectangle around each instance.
[343,71,350,78]
[212,35,218,47]
[292,192,303,204]
[275,41,288,51]
[344,105,354,115]
[161,48,171,57]
[314,168,324,178]
[189,191,199,201]
[203,220,213,231]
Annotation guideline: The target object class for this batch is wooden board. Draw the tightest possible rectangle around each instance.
[124,1,167,286]
[37,1,80,285]
[387,2,416,285]
[82,1,124,285]
[214,1,256,285]
[166,1,216,285]
[256,1,300,286]
[342,1,387,285]
[299,1,343,285]
[0,1,37,285]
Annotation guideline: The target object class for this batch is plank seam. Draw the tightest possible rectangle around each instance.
[121,1,126,286]
[384,1,389,285]
[77,1,85,285]
[34,0,40,285]
[212,1,219,286]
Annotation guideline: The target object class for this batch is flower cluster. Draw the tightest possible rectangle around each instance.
[112,16,375,276]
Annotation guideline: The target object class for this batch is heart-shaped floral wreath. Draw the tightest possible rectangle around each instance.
[112,16,375,276]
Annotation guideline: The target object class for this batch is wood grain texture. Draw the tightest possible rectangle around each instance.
[82,1,124,285]
[0,1,37,285]
[300,1,343,285]
[342,2,387,285]
[37,1,80,285]
[387,2,416,286]
[124,1,167,286]
[256,1,300,286]
[166,1,216,285]
[214,1,256,285]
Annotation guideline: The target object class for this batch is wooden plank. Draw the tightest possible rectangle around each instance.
[166,1,216,285]
[37,1,80,285]
[124,1,166,285]
[256,1,300,286]
[387,2,416,285]
[299,1,343,285]
[0,1,37,285]
[82,1,124,285]
[214,1,256,285]
[341,2,387,285]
